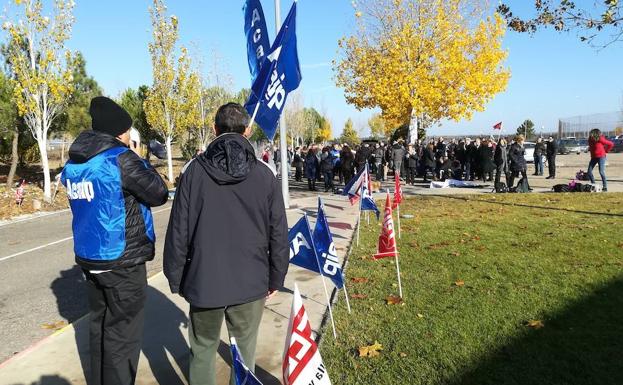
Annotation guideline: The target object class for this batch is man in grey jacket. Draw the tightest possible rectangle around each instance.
[163,103,289,385]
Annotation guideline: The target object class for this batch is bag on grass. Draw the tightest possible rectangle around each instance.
[515,178,530,193]
[552,184,570,193]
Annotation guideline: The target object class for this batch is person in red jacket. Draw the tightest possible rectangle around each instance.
[587,128,614,192]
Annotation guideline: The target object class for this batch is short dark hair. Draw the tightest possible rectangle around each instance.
[214,103,250,135]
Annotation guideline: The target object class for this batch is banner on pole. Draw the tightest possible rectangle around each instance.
[283,284,332,385]
[342,164,379,218]
[313,198,345,289]
[493,122,502,130]
[245,2,302,140]
[392,171,403,209]
[373,192,398,260]
[243,0,271,83]
[231,337,264,385]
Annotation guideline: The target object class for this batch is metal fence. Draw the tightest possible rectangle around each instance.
[558,111,623,138]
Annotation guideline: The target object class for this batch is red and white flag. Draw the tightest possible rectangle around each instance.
[373,192,398,260]
[283,284,332,385]
[493,122,502,130]
[392,171,403,209]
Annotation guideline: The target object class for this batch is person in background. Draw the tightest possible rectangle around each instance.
[494,138,510,188]
[374,143,385,181]
[61,97,169,385]
[587,128,614,192]
[163,103,288,385]
[533,137,545,176]
[340,144,355,184]
[422,143,436,183]
[508,135,530,189]
[292,147,304,182]
[546,136,558,179]
[331,143,342,184]
[320,146,335,192]
[391,140,406,178]
[305,145,319,191]
[405,144,418,185]
[478,139,495,183]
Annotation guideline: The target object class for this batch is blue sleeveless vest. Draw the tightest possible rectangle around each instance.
[61,147,155,262]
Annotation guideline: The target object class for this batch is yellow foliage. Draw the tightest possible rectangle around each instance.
[335,0,511,127]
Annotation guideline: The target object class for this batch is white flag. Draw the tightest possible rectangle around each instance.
[283,284,332,385]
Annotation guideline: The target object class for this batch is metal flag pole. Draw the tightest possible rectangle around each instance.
[275,0,290,209]
[342,282,352,314]
[305,214,338,339]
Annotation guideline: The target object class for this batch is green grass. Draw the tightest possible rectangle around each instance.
[321,193,623,385]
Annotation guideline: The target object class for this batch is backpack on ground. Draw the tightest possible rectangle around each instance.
[570,182,595,193]
[552,184,570,193]
[494,182,508,193]
[515,177,530,193]
[576,170,590,181]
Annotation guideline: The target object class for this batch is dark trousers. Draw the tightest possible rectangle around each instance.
[342,169,354,185]
[307,177,316,191]
[405,166,417,184]
[84,264,147,385]
[189,298,266,385]
[495,165,510,187]
[323,171,334,191]
[509,169,529,189]
[534,155,543,175]
[294,166,303,181]
[375,162,384,181]
[547,155,556,177]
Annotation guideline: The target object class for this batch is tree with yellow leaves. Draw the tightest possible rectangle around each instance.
[335,0,510,142]
[368,113,392,139]
[144,0,201,182]
[2,0,76,201]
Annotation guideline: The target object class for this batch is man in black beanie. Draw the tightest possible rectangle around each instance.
[61,96,169,385]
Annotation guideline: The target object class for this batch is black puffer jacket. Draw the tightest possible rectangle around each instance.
[67,130,169,270]
[163,133,289,308]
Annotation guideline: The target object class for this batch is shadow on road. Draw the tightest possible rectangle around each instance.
[49,265,89,380]
[142,285,190,385]
[448,276,623,385]
[8,374,72,385]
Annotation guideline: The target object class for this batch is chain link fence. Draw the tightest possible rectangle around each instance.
[558,111,623,138]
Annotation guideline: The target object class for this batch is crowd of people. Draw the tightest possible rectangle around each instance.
[280,135,555,192]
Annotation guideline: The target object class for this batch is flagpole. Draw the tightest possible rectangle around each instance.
[305,214,338,339]
[397,204,401,239]
[342,282,352,314]
[275,0,290,209]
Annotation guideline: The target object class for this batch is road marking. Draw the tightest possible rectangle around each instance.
[0,206,172,263]
[0,236,74,262]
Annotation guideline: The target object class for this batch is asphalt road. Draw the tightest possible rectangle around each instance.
[0,202,172,363]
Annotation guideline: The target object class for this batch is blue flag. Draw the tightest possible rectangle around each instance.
[230,337,263,385]
[313,198,345,289]
[243,0,270,83]
[342,164,379,218]
[245,1,302,140]
[288,215,319,273]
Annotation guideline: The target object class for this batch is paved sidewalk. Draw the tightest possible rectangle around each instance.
[0,194,360,385]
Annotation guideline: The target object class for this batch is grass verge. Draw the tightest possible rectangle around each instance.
[321,193,623,385]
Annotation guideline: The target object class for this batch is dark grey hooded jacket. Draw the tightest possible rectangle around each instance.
[163,133,289,308]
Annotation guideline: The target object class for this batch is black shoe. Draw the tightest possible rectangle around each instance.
[603,188,608,192]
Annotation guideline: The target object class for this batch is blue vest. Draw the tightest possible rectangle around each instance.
[61,147,155,262]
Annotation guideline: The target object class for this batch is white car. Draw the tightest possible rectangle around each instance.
[523,142,535,163]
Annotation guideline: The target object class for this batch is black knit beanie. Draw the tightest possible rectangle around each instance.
[89,96,133,137]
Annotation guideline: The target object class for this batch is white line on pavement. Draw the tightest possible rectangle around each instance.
[0,236,74,262]
[0,206,171,263]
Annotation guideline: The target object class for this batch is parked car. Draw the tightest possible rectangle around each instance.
[523,142,535,163]
[558,139,583,155]
[578,138,589,153]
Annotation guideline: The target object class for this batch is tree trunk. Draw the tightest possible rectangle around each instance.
[37,138,52,202]
[6,127,19,188]
[408,109,418,144]
[165,136,174,182]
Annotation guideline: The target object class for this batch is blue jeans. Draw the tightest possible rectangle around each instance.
[587,157,607,190]
[534,155,543,175]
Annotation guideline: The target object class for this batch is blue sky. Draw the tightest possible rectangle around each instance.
[62,0,623,137]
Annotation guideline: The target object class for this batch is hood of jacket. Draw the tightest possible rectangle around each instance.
[68,130,126,164]
[196,133,257,185]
